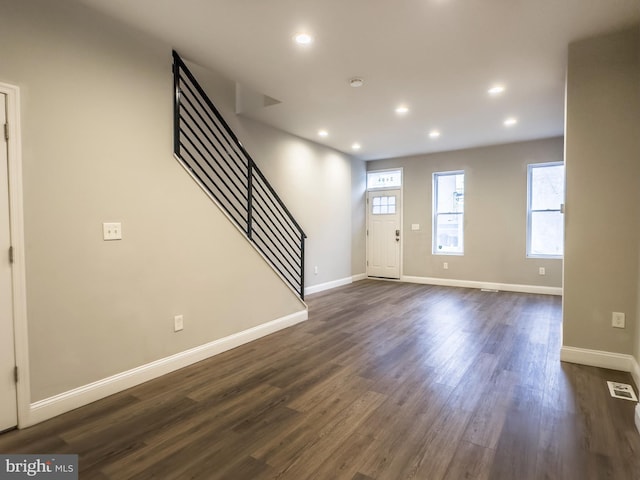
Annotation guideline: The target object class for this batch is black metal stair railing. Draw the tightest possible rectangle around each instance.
[172,51,306,299]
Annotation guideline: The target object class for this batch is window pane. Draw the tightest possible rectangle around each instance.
[372,205,380,214]
[530,211,564,256]
[531,165,564,210]
[367,170,402,189]
[437,174,464,213]
[435,213,463,254]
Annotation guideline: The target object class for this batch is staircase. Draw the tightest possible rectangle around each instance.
[172,51,306,299]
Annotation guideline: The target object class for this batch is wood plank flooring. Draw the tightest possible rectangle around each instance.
[1,280,640,479]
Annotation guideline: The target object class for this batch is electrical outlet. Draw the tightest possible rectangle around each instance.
[314,266,319,275]
[411,224,420,231]
[538,267,546,276]
[612,312,625,329]
[443,262,448,270]
[103,222,122,241]
[174,315,184,332]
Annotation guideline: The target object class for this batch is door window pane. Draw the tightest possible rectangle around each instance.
[372,195,396,215]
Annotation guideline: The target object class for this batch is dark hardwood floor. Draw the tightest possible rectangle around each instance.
[1,280,639,479]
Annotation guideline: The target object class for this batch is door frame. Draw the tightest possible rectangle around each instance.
[0,82,30,428]
[365,168,403,280]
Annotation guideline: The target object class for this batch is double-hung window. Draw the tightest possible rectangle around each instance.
[433,171,464,255]
[527,162,565,258]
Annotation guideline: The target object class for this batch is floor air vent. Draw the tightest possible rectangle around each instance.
[607,381,638,401]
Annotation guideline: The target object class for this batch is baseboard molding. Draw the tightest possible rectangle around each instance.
[560,346,639,374]
[352,273,367,282]
[401,275,562,296]
[631,356,640,392]
[305,276,353,295]
[635,404,640,436]
[26,309,308,427]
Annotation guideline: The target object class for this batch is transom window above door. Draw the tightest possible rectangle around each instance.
[367,169,402,189]
[372,195,396,215]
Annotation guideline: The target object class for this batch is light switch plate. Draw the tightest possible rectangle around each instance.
[103,222,122,241]
[411,224,420,231]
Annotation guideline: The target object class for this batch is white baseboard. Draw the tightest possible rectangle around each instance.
[636,404,640,436]
[560,346,639,374]
[352,273,367,282]
[26,309,308,427]
[401,275,562,296]
[305,276,353,295]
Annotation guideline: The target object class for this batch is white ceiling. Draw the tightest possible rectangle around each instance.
[75,0,639,160]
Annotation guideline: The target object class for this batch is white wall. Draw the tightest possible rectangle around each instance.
[0,0,359,405]
[367,137,564,289]
[564,26,640,356]
[184,61,364,290]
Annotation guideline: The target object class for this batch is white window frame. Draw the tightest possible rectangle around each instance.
[366,168,402,191]
[526,161,564,259]
[432,170,464,256]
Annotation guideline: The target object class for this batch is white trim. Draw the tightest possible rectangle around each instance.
[635,404,640,436]
[401,275,562,296]
[351,273,367,283]
[305,276,354,296]
[560,346,637,372]
[630,356,640,392]
[0,82,30,429]
[25,309,307,427]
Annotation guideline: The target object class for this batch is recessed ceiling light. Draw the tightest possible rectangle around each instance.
[429,130,441,138]
[395,105,409,115]
[352,143,361,150]
[349,77,365,88]
[488,85,505,96]
[318,129,328,137]
[294,33,313,45]
[504,117,518,126]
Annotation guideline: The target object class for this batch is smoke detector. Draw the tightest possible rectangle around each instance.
[349,77,364,88]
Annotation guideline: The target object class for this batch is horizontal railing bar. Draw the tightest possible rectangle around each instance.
[178,58,305,241]
[252,201,303,264]
[252,179,302,242]
[253,193,300,249]
[180,141,249,224]
[251,225,301,273]
[175,53,250,164]
[252,164,306,238]
[251,217,302,274]
[179,157,248,231]
[180,123,249,211]
[174,50,305,300]
[252,239,300,290]
[179,90,248,175]
[180,104,248,192]
[178,76,248,173]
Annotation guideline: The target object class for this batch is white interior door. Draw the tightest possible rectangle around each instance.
[367,189,401,279]
[0,93,17,431]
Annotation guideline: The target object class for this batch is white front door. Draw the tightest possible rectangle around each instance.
[0,93,17,431]
[367,189,401,279]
